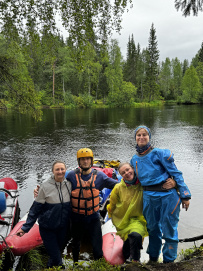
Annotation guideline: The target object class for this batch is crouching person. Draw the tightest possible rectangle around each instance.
[107,162,147,262]
[17,161,71,269]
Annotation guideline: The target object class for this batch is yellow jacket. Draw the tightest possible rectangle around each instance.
[107,179,148,241]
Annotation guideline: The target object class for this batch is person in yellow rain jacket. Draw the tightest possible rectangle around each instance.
[107,162,176,263]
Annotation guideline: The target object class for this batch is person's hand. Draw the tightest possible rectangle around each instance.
[162,178,176,189]
[34,185,40,198]
[16,229,25,237]
[182,199,190,211]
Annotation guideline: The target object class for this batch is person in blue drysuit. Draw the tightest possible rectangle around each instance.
[17,161,71,268]
[130,125,191,263]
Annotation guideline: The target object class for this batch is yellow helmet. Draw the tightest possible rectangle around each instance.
[77,148,94,159]
[77,148,94,168]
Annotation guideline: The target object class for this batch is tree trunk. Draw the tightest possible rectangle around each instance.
[63,77,65,99]
[53,61,56,104]
[140,79,143,102]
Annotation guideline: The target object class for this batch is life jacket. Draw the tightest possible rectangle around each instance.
[71,168,100,215]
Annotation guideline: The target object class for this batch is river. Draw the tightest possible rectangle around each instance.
[0,105,203,260]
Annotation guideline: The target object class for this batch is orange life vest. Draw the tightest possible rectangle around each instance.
[71,169,100,215]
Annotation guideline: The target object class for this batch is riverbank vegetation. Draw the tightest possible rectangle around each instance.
[1,2,203,120]
[1,243,203,271]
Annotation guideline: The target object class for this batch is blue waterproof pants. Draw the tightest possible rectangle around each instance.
[39,226,68,268]
[143,189,181,263]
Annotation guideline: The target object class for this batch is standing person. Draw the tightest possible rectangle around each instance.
[17,161,71,269]
[107,162,176,263]
[67,148,119,263]
[130,125,191,263]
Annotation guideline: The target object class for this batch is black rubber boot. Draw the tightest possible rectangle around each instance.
[128,232,143,261]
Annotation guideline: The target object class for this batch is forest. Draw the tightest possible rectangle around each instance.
[0,0,203,120]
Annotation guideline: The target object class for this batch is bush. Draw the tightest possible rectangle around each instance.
[73,93,94,108]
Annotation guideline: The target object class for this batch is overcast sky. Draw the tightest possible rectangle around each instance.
[112,0,203,63]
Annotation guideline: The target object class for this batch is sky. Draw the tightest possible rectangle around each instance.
[112,0,203,63]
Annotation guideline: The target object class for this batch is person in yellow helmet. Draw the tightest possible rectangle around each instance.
[63,148,118,263]
[76,148,94,172]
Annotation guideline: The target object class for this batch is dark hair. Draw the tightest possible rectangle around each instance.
[118,162,134,174]
[52,161,66,172]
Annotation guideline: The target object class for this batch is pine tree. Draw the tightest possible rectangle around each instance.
[191,53,200,68]
[182,59,189,76]
[145,23,160,101]
[171,57,183,99]
[136,44,146,101]
[159,58,172,99]
[198,41,203,63]
[123,35,137,86]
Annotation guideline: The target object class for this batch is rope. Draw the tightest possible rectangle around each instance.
[179,234,203,243]
[0,188,18,198]
[0,234,15,261]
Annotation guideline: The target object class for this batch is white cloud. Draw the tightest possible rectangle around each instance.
[112,0,203,62]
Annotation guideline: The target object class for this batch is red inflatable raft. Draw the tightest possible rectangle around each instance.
[0,177,20,254]
[3,213,43,255]
[102,219,125,265]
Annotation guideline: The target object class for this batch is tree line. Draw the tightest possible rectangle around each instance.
[0,23,203,119]
[1,0,203,119]
[124,25,203,104]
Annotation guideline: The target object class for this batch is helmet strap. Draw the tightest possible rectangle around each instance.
[80,166,92,175]
[81,166,91,171]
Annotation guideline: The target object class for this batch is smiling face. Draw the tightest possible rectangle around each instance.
[119,164,134,182]
[135,128,150,148]
[52,162,66,182]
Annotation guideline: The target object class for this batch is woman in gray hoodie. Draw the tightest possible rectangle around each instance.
[17,161,71,268]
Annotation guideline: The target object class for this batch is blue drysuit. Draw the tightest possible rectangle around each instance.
[130,148,191,262]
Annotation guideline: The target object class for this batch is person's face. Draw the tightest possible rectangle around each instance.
[79,157,92,169]
[136,128,150,147]
[52,163,66,181]
[119,164,134,181]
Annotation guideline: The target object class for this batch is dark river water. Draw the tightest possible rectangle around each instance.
[0,105,203,258]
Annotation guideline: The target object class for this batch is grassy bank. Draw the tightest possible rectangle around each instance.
[1,243,203,271]
[49,100,166,109]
